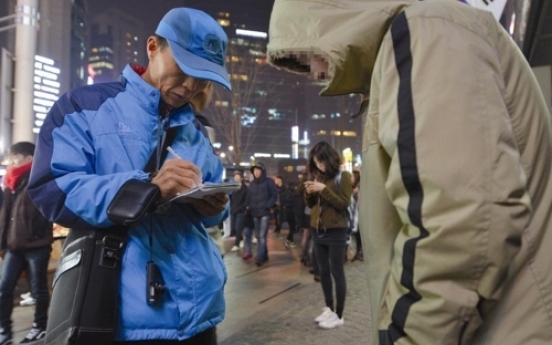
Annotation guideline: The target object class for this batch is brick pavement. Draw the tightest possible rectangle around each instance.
[218,228,373,345]
[218,252,373,345]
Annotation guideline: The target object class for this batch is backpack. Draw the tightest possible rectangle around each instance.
[333,171,353,230]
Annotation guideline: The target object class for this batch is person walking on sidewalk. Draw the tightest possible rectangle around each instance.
[0,142,53,345]
[281,180,298,249]
[245,162,277,266]
[230,171,248,252]
[272,176,283,234]
[304,141,352,330]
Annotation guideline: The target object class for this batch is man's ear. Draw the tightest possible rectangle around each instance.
[146,36,159,60]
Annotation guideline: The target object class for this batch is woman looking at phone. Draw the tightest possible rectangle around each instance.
[304,141,352,330]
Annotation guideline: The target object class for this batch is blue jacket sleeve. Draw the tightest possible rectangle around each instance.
[28,102,149,229]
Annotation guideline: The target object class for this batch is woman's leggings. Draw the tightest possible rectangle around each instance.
[314,238,347,318]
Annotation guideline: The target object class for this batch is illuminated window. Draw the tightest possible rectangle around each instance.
[231,74,248,81]
[217,19,230,27]
[215,100,229,107]
[342,131,357,137]
[316,130,327,136]
[90,62,114,70]
[331,130,341,136]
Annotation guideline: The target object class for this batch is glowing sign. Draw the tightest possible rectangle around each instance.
[236,29,267,39]
[33,55,60,133]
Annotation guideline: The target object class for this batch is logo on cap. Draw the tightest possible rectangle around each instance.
[203,35,223,56]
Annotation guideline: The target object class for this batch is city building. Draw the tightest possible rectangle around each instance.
[88,8,146,84]
[69,0,88,90]
[185,0,305,174]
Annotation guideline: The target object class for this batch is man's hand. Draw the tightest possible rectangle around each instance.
[150,159,202,202]
[189,192,229,218]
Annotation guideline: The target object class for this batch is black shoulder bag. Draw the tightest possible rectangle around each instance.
[45,125,178,345]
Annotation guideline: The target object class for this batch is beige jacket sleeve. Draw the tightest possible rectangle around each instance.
[374,10,532,345]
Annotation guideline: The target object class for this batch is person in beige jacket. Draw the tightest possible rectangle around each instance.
[267,0,552,344]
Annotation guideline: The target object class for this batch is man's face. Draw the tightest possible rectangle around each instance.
[253,168,262,179]
[275,177,283,187]
[145,37,210,108]
[9,153,32,168]
[294,52,330,81]
[234,174,242,183]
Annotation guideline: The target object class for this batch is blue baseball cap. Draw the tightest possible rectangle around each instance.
[155,8,232,91]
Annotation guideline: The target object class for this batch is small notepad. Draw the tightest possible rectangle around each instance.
[168,182,241,204]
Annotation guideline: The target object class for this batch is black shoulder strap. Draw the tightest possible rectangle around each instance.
[144,126,179,174]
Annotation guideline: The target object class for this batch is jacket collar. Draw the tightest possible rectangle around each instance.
[119,64,195,128]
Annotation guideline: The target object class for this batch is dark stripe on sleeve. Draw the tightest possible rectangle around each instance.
[28,82,125,229]
[379,330,394,345]
[386,11,430,343]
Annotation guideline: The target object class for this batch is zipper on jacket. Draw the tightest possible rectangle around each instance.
[156,110,171,170]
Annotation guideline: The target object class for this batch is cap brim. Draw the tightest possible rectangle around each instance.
[167,40,232,91]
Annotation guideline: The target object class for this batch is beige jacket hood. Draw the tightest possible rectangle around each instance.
[267,0,411,97]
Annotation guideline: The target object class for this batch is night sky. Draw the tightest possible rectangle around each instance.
[85,0,274,35]
[86,0,190,34]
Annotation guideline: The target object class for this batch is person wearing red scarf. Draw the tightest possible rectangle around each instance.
[0,142,53,345]
[4,161,32,192]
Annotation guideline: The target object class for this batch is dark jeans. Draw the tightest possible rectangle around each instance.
[0,246,51,331]
[353,230,362,254]
[232,212,245,246]
[273,207,281,232]
[253,216,270,261]
[112,327,216,345]
[283,207,297,242]
[312,228,348,318]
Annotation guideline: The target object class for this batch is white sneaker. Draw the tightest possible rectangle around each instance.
[20,292,32,300]
[231,245,239,252]
[314,307,334,323]
[19,297,36,307]
[252,237,258,244]
[0,330,12,345]
[239,241,244,249]
[318,313,344,329]
[20,323,46,344]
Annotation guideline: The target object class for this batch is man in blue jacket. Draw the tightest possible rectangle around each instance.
[28,7,230,345]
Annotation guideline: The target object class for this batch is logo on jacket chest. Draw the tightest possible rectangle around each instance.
[117,122,131,133]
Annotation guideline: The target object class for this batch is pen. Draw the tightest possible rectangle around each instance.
[167,146,203,183]
[167,146,182,160]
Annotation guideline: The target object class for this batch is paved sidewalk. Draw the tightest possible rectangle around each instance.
[8,228,373,344]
